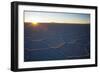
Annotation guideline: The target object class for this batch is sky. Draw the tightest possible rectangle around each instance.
[24,11,90,24]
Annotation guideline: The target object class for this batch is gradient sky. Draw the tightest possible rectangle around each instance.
[24,11,90,24]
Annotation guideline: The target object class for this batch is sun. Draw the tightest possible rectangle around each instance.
[32,22,38,26]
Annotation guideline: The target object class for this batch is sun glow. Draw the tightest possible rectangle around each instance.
[32,22,39,26]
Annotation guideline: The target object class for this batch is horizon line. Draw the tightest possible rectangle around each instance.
[24,22,90,24]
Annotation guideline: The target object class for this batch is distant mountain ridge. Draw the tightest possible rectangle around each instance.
[24,22,90,25]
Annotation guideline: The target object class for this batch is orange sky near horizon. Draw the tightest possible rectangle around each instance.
[24,11,90,24]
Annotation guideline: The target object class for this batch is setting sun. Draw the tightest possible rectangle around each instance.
[32,22,38,26]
